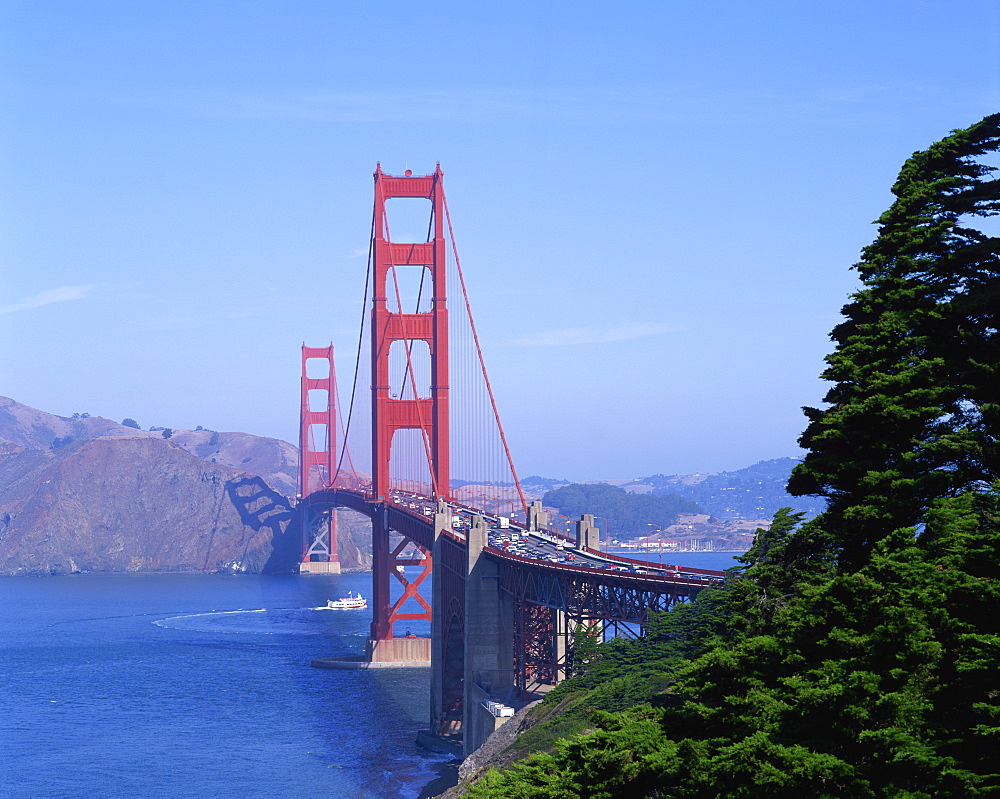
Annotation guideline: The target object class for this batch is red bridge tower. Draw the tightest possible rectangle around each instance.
[367,164,450,659]
[299,344,339,574]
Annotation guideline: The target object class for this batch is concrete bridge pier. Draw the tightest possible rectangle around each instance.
[553,608,569,682]
[527,499,545,532]
[463,515,514,757]
[575,513,600,551]
[430,501,452,738]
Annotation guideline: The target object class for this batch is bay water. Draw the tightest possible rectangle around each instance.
[615,550,747,571]
[1,572,443,799]
[1,552,739,798]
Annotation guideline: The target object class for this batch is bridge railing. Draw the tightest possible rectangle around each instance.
[484,546,721,586]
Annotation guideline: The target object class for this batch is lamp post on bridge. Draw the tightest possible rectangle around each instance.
[493,496,514,522]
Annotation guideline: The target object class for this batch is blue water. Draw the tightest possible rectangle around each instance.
[607,550,746,571]
[0,572,446,799]
[1,554,741,797]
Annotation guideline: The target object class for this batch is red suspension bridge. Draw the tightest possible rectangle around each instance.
[295,165,725,755]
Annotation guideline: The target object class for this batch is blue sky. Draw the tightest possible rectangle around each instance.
[2,1,999,481]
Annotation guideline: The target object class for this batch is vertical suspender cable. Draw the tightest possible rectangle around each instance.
[443,196,528,518]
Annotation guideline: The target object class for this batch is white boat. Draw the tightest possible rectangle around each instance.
[326,592,367,610]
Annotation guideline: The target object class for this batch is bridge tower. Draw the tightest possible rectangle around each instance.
[299,344,340,574]
[368,164,449,658]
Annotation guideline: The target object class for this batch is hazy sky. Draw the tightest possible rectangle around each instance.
[3,1,999,481]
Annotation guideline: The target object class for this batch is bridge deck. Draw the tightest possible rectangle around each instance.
[300,487,726,592]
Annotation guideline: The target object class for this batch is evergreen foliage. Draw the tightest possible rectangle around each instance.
[121,417,140,429]
[788,113,1000,569]
[469,115,1000,798]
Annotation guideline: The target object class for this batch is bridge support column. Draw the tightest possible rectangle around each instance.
[527,500,545,532]
[430,501,452,737]
[575,514,600,552]
[300,506,341,574]
[463,515,514,758]
[553,608,568,681]
[371,507,392,641]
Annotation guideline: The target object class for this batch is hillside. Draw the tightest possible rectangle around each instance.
[0,436,299,574]
[526,460,825,549]
[0,397,371,574]
[524,459,826,525]
[540,482,703,536]
[638,457,827,520]
[0,396,299,494]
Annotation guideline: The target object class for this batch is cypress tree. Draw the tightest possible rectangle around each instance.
[788,113,1000,569]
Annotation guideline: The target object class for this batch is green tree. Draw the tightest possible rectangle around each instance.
[664,484,1000,796]
[788,113,1000,569]
[121,418,140,429]
[161,428,173,439]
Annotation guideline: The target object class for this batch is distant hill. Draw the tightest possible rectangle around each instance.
[520,475,572,492]
[0,436,302,575]
[522,458,825,524]
[0,397,371,575]
[0,396,299,495]
[635,457,826,521]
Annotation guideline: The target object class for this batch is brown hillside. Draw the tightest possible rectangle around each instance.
[0,396,146,448]
[0,436,299,575]
[0,397,374,574]
[0,396,298,496]
[167,429,298,496]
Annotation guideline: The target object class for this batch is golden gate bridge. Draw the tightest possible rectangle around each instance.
[295,164,725,755]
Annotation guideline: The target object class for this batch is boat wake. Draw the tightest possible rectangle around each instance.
[153,607,356,635]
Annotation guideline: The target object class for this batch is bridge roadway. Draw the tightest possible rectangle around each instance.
[302,487,727,755]
[310,487,724,593]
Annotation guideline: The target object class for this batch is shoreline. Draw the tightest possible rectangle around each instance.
[417,758,462,798]
[415,732,463,798]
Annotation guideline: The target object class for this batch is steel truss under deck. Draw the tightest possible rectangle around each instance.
[494,554,700,695]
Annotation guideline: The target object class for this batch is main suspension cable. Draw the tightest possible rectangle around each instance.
[332,204,376,491]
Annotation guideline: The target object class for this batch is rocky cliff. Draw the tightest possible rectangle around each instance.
[0,397,371,575]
